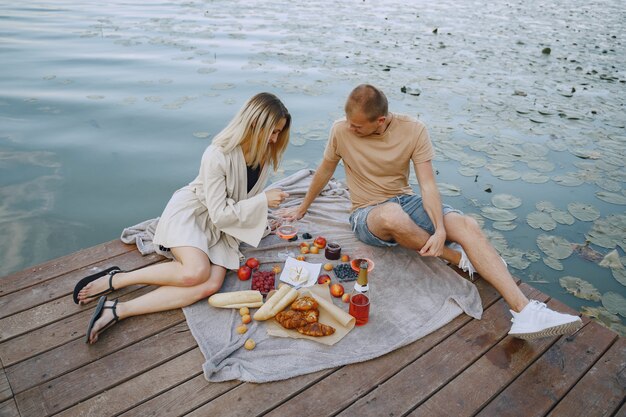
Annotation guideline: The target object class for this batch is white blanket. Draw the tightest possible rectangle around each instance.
[123,169,483,382]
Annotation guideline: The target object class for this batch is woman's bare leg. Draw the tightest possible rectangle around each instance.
[87,249,227,343]
[78,246,211,304]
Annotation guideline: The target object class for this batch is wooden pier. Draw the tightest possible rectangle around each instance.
[1,240,624,416]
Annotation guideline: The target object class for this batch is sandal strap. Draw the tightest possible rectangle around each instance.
[103,299,119,322]
[86,269,121,300]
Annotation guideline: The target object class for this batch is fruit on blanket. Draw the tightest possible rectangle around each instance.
[237,265,252,281]
[272,264,282,274]
[244,338,256,350]
[313,236,327,249]
[236,324,248,334]
[251,270,275,294]
[323,263,333,271]
[239,307,249,316]
[330,283,344,297]
[310,246,319,254]
[299,242,310,249]
[342,293,351,303]
[341,254,350,262]
[245,258,260,270]
[296,255,306,261]
[300,246,310,254]
[241,314,252,324]
[317,274,331,285]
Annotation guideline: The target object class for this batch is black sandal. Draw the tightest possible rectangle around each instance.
[73,266,123,304]
[85,296,119,343]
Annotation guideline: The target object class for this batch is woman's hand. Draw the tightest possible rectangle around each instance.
[265,188,289,209]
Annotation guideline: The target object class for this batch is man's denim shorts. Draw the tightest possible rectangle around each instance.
[348,194,463,247]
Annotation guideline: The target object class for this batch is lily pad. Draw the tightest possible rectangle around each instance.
[438,183,462,197]
[536,201,556,213]
[481,207,517,222]
[599,249,624,269]
[543,257,564,270]
[521,172,550,183]
[537,234,573,260]
[601,292,626,318]
[493,221,517,231]
[581,306,621,327]
[612,268,626,287]
[553,174,584,187]
[491,194,522,209]
[550,210,575,225]
[596,191,626,205]
[567,202,600,221]
[527,211,557,231]
[559,276,601,301]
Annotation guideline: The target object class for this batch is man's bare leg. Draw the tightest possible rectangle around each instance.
[367,203,528,312]
[366,203,462,266]
[443,213,528,312]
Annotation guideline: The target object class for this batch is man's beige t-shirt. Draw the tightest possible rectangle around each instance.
[323,113,434,211]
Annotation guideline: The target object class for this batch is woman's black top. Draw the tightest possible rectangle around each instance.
[246,165,261,193]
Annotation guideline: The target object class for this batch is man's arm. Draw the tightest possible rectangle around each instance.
[279,158,339,220]
[414,160,446,257]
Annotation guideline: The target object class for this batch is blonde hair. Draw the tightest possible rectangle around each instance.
[345,84,388,122]
[212,92,291,170]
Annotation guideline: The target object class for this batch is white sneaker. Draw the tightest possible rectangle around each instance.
[447,242,476,278]
[446,242,507,280]
[508,300,582,339]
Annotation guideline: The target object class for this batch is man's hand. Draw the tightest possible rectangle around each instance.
[419,230,446,257]
[275,205,306,221]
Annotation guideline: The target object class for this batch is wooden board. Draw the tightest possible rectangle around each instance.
[475,318,618,417]
[547,336,626,417]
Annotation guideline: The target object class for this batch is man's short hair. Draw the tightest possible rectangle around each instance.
[345,84,388,122]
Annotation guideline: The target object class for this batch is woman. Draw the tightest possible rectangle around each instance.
[75,92,291,344]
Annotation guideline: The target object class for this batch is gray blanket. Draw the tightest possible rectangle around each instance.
[122,169,482,383]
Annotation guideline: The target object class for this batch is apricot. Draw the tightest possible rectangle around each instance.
[244,338,256,350]
[241,314,252,324]
[323,263,333,271]
[341,254,350,262]
[310,246,320,254]
[330,283,344,297]
[341,293,351,303]
[236,324,248,334]
[239,307,249,316]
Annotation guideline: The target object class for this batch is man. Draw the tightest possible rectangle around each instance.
[281,84,581,339]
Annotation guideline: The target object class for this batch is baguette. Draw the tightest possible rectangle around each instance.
[253,285,299,321]
[208,290,263,309]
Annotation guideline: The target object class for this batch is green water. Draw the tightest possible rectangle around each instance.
[1,0,624,332]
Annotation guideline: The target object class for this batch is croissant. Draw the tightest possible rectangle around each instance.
[296,322,336,337]
[275,310,308,329]
[303,309,319,323]
[291,296,318,311]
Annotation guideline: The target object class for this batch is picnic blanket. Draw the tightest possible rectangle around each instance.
[122,169,483,383]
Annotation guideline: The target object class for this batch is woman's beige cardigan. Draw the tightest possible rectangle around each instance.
[153,144,270,270]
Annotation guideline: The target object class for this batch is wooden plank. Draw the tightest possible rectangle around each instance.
[0,239,135,296]
[0,285,156,367]
[615,401,626,417]
[336,284,544,417]
[55,348,208,417]
[476,317,617,417]
[0,367,12,403]
[14,322,197,416]
[547,335,626,417]
[0,282,144,343]
[0,251,163,320]
[186,370,337,417]
[261,278,504,417]
[0,398,20,417]
[6,308,185,394]
[120,374,241,417]
[410,298,581,417]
